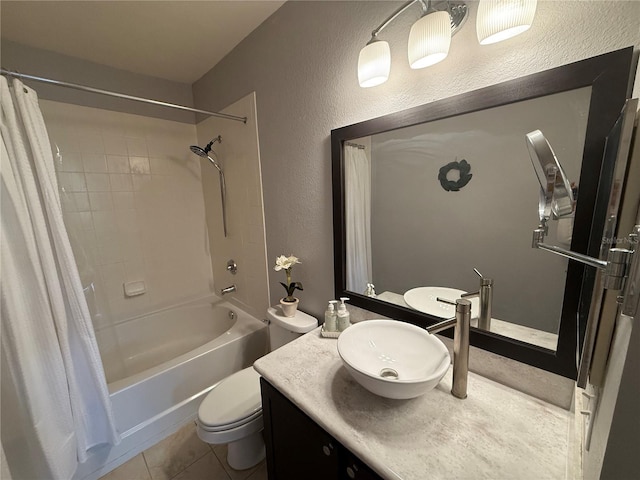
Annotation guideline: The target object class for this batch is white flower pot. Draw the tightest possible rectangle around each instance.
[280,297,299,317]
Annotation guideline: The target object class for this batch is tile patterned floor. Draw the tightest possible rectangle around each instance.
[100,422,267,480]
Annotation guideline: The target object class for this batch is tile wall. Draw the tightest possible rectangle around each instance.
[196,92,270,321]
[40,100,213,379]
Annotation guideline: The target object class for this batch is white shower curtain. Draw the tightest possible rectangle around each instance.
[345,144,372,293]
[0,77,119,479]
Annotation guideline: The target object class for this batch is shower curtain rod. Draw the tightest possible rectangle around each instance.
[0,68,247,124]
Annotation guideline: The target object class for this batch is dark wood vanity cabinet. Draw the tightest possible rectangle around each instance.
[260,378,383,480]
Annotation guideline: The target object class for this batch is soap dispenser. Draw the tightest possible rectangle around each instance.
[337,297,351,332]
[324,300,338,332]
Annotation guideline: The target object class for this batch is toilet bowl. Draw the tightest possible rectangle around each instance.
[196,306,317,470]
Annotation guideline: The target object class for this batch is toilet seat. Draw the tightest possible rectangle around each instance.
[198,366,262,431]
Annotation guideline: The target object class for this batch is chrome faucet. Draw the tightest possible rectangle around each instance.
[220,284,236,295]
[461,268,493,331]
[425,298,471,399]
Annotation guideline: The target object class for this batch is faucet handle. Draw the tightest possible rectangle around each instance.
[436,297,456,305]
[473,267,493,286]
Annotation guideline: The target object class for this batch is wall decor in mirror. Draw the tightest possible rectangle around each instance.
[332,47,635,378]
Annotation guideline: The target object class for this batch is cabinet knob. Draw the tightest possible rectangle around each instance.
[322,443,333,456]
[346,465,357,478]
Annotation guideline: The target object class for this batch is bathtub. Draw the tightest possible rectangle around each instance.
[76,296,268,480]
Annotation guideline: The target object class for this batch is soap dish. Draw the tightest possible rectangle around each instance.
[320,326,340,338]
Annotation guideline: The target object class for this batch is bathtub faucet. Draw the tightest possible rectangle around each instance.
[220,284,236,295]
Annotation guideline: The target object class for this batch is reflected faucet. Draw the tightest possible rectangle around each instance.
[425,298,471,399]
[460,268,493,331]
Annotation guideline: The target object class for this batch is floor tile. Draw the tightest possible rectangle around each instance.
[172,452,230,480]
[99,453,151,480]
[211,444,262,480]
[246,461,267,480]
[143,422,210,480]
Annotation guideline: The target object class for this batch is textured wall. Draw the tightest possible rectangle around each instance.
[192,0,640,320]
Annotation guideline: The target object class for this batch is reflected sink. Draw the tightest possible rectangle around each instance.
[404,286,480,318]
[337,320,450,399]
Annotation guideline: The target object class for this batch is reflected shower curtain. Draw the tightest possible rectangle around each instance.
[0,76,119,479]
[345,144,372,293]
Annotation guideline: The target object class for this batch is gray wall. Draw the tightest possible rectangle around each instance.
[192,0,640,320]
[1,40,195,123]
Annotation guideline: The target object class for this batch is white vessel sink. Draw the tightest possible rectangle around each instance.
[337,320,450,399]
[404,286,479,318]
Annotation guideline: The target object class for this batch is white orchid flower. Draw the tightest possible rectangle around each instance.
[274,255,300,271]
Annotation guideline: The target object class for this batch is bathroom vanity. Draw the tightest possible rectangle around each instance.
[254,327,570,480]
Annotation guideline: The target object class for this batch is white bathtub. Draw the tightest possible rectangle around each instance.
[76,297,268,480]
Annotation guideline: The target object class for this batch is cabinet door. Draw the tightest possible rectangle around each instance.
[342,451,384,480]
[261,379,340,480]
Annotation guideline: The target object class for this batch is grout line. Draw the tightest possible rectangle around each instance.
[140,452,152,480]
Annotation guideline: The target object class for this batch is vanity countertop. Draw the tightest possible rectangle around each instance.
[253,326,570,480]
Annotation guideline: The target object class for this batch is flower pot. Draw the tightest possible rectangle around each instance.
[280,297,299,317]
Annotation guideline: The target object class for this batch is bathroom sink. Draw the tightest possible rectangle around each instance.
[337,320,450,399]
[404,286,479,318]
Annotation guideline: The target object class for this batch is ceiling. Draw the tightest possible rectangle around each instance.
[0,1,286,84]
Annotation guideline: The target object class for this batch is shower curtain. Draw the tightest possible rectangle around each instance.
[0,76,119,479]
[345,144,372,293]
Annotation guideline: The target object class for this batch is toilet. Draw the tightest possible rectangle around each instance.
[196,306,318,470]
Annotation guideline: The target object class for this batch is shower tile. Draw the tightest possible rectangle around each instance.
[77,133,105,154]
[130,156,151,174]
[58,172,87,192]
[102,135,129,156]
[107,155,131,173]
[171,451,230,480]
[93,211,118,236]
[116,210,138,233]
[109,173,133,192]
[86,173,111,192]
[112,191,135,210]
[132,174,152,192]
[82,153,108,173]
[72,192,92,212]
[64,212,93,232]
[143,422,210,480]
[56,152,83,172]
[99,263,126,306]
[89,192,114,212]
[127,137,148,157]
[61,194,77,213]
[100,453,151,480]
[97,238,124,265]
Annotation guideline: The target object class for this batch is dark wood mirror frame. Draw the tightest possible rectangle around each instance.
[331,47,634,378]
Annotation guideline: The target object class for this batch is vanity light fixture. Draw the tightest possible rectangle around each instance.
[358,0,537,88]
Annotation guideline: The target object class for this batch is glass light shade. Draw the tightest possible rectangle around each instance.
[476,0,537,45]
[408,11,452,69]
[358,41,391,88]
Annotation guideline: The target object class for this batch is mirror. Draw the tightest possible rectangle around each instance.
[332,47,634,378]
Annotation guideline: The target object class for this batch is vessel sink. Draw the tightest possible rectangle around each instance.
[404,286,479,318]
[337,320,450,399]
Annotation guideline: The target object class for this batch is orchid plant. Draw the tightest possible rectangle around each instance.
[274,255,303,302]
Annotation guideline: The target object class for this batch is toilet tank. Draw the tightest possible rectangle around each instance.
[266,307,318,350]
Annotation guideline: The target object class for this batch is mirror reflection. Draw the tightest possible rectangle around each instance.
[344,87,592,350]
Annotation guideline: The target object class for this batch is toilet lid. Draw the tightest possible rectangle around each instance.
[198,366,262,429]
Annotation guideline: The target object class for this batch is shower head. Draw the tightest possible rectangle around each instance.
[189,135,223,172]
[190,145,209,157]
